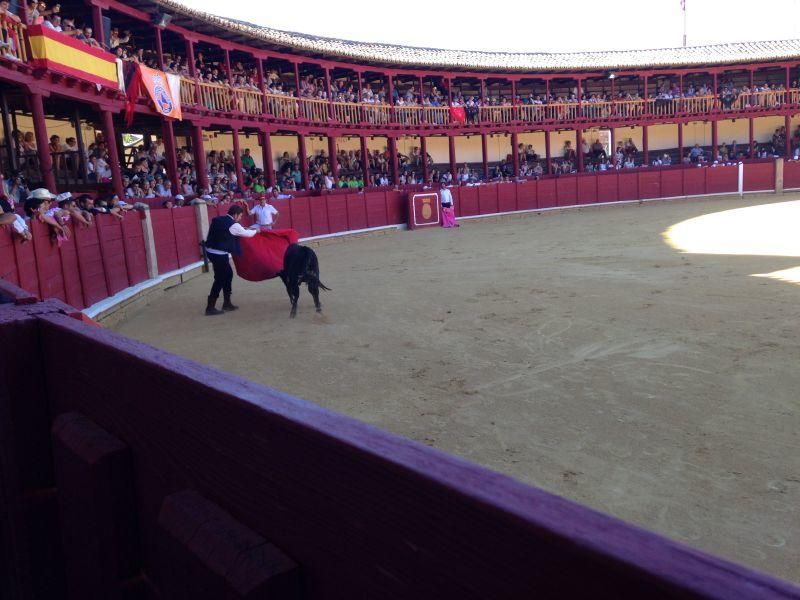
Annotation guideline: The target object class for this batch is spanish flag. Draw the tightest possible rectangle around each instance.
[27,25,119,89]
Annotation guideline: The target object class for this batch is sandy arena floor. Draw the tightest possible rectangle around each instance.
[114,193,800,583]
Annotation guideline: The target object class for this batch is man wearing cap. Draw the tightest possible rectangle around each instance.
[244,195,279,230]
[203,204,257,315]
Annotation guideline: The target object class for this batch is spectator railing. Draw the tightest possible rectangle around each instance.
[232,87,262,115]
[732,89,788,110]
[681,95,717,114]
[0,14,26,62]
[519,104,547,122]
[51,150,87,187]
[198,81,232,112]
[361,103,391,125]
[544,102,580,121]
[481,106,516,123]
[265,93,298,119]
[423,106,450,125]
[395,106,421,125]
[298,97,329,122]
[333,101,361,123]
[179,77,197,106]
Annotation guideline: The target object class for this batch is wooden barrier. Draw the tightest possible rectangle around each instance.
[171,206,200,268]
[781,160,800,189]
[0,15,27,62]
[149,209,179,273]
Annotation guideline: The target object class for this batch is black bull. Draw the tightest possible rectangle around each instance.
[279,243,331,318]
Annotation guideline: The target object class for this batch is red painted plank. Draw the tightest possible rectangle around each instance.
[0,227,19,286]
[58,229,84,309]
[497,183,517,213]
[172,207,200,268]
[556,177,578,207]
[683,167,706,196]
[271,199,293,231]
[660,169,684,198]
[516,180,538,210]
[706,165,738,194]
[538,179,557,208]
[30,220,66,302]
[784,160,800,189]
[73,218,108,306]
[326,195,348,233]
[97,215,130,294]
[638,170,661,200]
[459,187,479,216]
[596,172,618,203]
[308,196,330,236]
[121,211,148,285]
[617,171,639,201]
[345,194,368,231]
[478,185,499,215]
[577,175,598,204]
[364,192,388,228]
[385,191,405,225]
[743,162,775,192]
[290,196,313,238]
[150,209,179,274]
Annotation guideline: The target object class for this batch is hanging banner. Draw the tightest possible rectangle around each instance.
[27,25,119,89]
[450,106,466,124]
[138,64,182,121]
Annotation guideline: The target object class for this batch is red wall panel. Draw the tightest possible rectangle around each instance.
[743,162,774,192]
[660,169,684,198]
[171,207,200,268]
[497,184,517,213]
[270,199,293,231]
[385,191,405,225]
[308,196,330,236]
[346,194,368,230]
[459,187,479,216]
[30,220,66,302]
[289,196,313,238]
[326,195,348,233]
[556,177,578,207]
[638,171,661,200]
[58,232,84,309]
[121,211,148,285]
[73,218,108,306]
[364,192,388,228]
[516,181,537,210]
[96,214,130,295]
[0,228,19,286]
[538,179,557,208]
[784,160,800,189]
[596,172,618,203]
[683,167,706,196]
[478,185,499,215]
[617,172,639,201]
[150,209,179,274]
[706,166,738,194]
[577,175,598,204]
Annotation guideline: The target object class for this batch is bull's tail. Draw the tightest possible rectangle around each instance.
[307,248,331,291]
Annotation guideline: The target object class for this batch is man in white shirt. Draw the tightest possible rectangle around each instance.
[203,204,257,315]
[245,195,279,230]
[440,181,458,228]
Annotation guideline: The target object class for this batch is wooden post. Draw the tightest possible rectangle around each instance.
[511,132,519,175]
[420,135,429,183]
[545,129,552,174]
[481,133,488,179]
[785,114,792,158]
[324,67,333,121]
[154,26,164,70]
[139,206,159,278]
[297,133,308,189]
[642,125,649,166]
[100,110,125,200]
[448,135,457,183]
[360,136,370,185]
[91,4,105,48]
[576,128,584,171]
[193,198,210,242]
[775,157,784,194]
[1,90,17,171]
[711,119,718,161]
[388,136,399,185]
[748,117,754,158]
[678,122,683,163]
[30,91,56,192]
[327,134,338,183]
[261,130,275,188]
[161,119,180,195]
[73,106,88,182]
[192,125,209,194]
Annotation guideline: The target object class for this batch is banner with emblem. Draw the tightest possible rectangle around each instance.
[138,64,182,121]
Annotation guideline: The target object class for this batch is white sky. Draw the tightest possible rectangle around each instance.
[177,0,800,53]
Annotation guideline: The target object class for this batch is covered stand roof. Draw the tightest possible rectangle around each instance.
[150,0,800,72]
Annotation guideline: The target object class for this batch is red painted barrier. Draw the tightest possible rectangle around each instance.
[706,165,738,194]
[365,192,388,228]
[478,185,499,215]
[0,227,19,287]
[385,191,406,224]
[596,172,618,203]
[784,160,800,189]
[660,169,684,198]
[30,220,66,303]
[150,209,179,274]
[459,186,479,216]
[638,170,661,199]
[72,217,109,306]
[121,211,148,285]
[497,183,517,212]
[58,229,84,309]
[290,196,313,238]
[171,207,200,268]
[538,179,557,208]
[683,167,706,196]
[516,180,537,210]
[326,194,348,232]
[308,196,331,236]
[96,215,130,295]
[345,194,368,230]
[742,162,775,192]
[617,171,639,201]
[577,175,598,204]
[556,177,578,207]
[270,199,293,231]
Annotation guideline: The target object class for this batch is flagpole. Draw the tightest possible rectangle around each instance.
[683,0,687,47]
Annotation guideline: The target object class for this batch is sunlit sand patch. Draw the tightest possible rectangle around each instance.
[752,266,800,285]
[664,200,800,257]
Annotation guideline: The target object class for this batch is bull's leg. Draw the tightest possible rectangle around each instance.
[308,278,322,313]
[289,283,300,318]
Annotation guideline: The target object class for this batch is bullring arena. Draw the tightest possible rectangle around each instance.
[3,0,800,595]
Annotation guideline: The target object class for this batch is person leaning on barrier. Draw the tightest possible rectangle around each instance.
[203,204,257,316]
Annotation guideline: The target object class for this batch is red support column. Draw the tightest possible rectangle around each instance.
[360,136,370,185]
[388,136,399,185]
[256,57,269,115]
[91,4,105,48]
[297,133,308,189]
[448,135,457,183]
[711,120,718,161]
[511,79,517,121]
[642,125,649,166]
[154,26,164,70]
[100,109,124,199]
[576,78,582,118]
[447,77,452,106]
[30,92,56,192]
[420,136,429,183]
[611,76,616,117]
[678,73,683,113]
[480,78,486,124]
[511,131,519,177]
[643,75,648,115]
[161,119,180,195]
[294,62,301,97]
[677,122,683,164]
[576,128,584,171]
[712,72,718,112]
[358,71,366,123]
[224,49,232,85]
[260,130,275,188]
[192,124,209,194]
[481,133,488,179]
[785,114,792,158]
[748,117,754,159]
[610,127,616,166]
[327,134,338,184]
[185,38,201,107]
[231,127,243,188]
[545,129,552,174]
[324,67,333,121]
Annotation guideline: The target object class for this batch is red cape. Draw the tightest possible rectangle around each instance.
[232,228,299,282]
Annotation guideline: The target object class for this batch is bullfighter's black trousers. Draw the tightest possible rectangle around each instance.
[208,253,233,299]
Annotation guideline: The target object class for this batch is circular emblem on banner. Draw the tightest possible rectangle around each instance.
[154,85,174,115]
[421,199,432,220]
